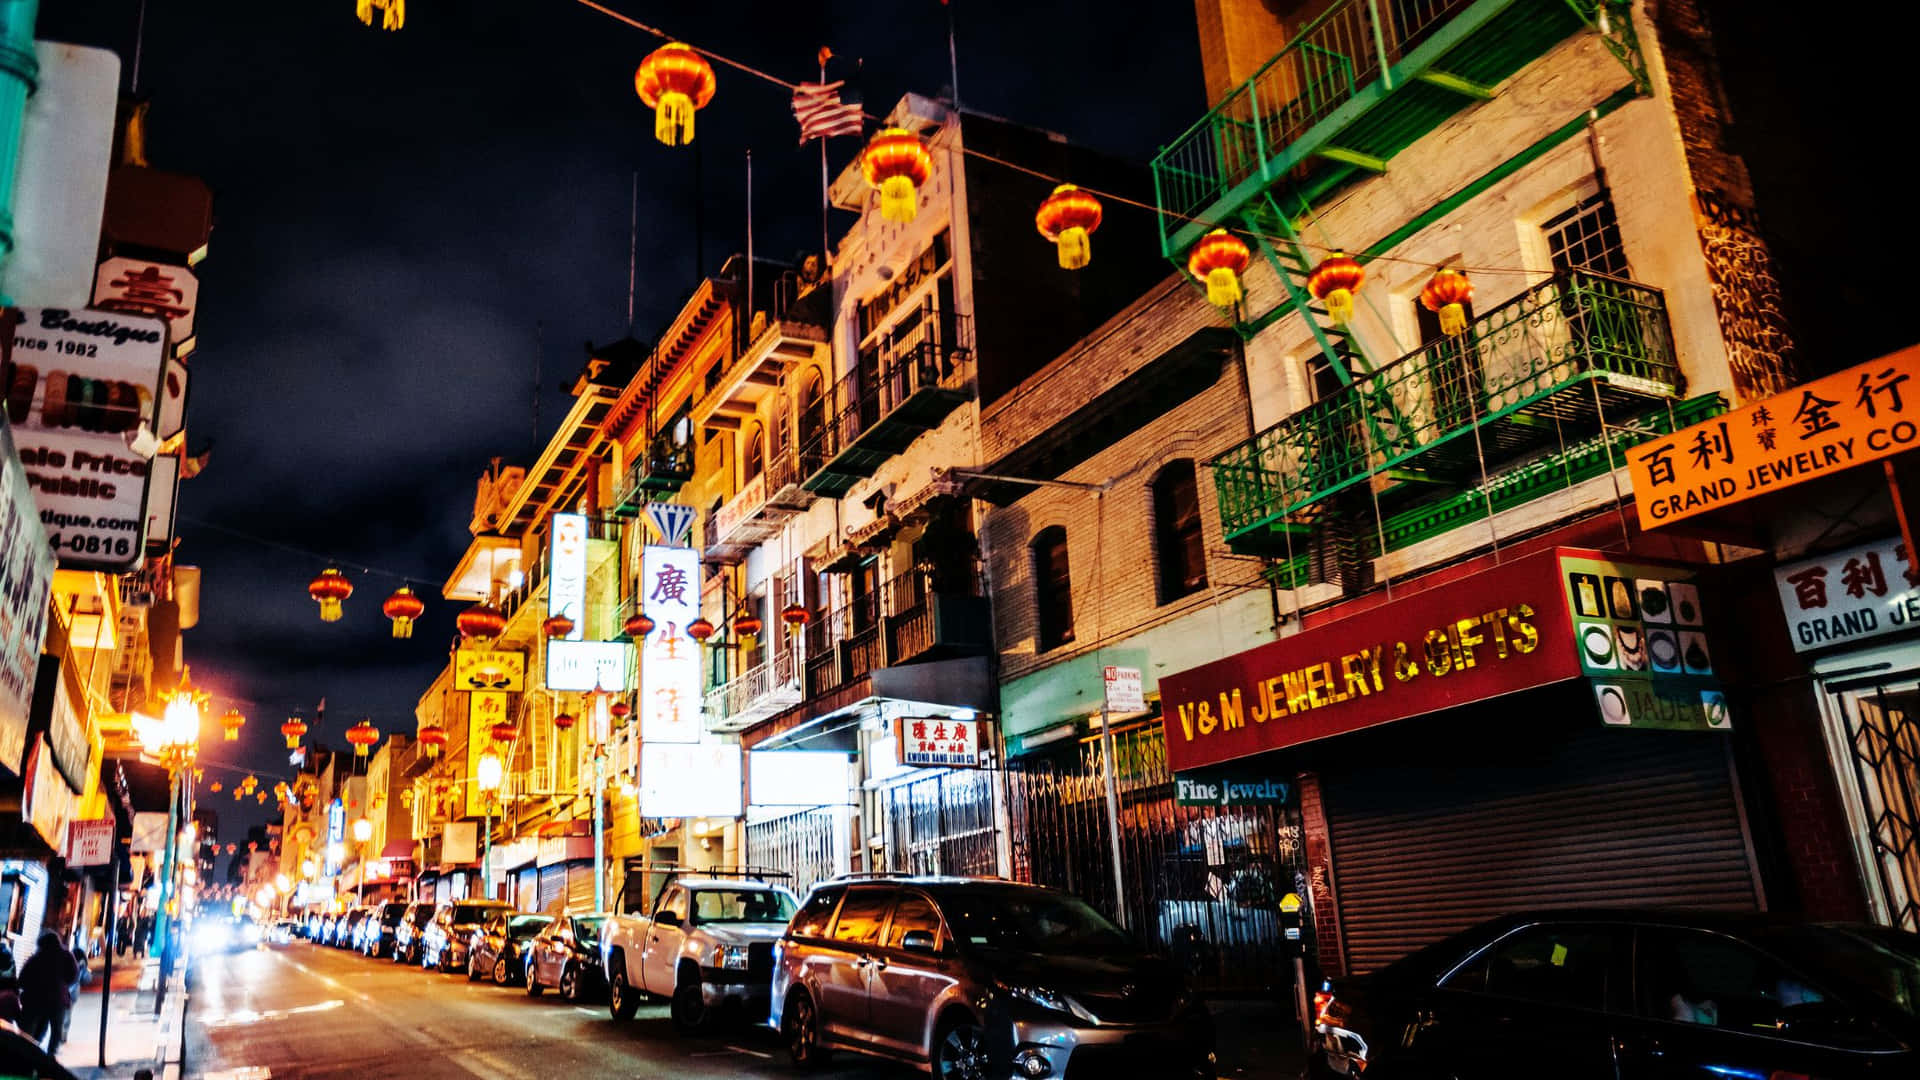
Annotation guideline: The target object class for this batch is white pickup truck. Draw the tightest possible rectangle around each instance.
[599,867,801,1033]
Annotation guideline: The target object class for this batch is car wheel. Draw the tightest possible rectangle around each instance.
[932,1017,993,1080]
[671,971,711,1035]
[783,989,830,1070]
[608,959,638,1021]
[494,957,510,986]
[525,965,545,997]
[561,964,583,1003]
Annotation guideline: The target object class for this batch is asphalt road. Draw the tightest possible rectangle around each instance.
[183,940,914,1080]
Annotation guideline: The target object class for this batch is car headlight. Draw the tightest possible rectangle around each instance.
[999,983,1096,1023]
[718,945,751,971]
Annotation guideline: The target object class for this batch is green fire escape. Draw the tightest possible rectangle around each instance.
[1148,0,1704,579]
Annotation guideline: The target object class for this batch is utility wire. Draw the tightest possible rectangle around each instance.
[179,516,439,587]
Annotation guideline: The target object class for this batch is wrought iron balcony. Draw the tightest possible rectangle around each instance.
[609,428,696,514]
[799,316,974,497]
[1212,270,1681,554]
[1152,0,1627,260]
[704,646,804,734]
[796,566,990,699]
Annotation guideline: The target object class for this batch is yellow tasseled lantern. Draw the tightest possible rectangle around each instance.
[862,129,934,224]
[635,43,717,148]
[1307,252,1366,326]
[1187,229,1252,309]
[1035,185,1104,270]
[1420,268,1475,337]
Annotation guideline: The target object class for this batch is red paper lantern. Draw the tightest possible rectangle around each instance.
[733,613,763,638]
[1187,229,1252,309]
[490,720,518,744]
[862,128,933,224]
[1034,184,1103,270]
[542,613,575,639]
[417,723,447,758]
[609,701,631,721]
[221,708,245,741]
[686,616,715,643]
[1307,251,1365,326]
[346,719,380,757]
[1420,268,1474,336]
[781,602,811,631]
[553,712,576,731]
[624,611,655,639]
[308,567,353,623]
[457,601,507,641]
[383,585,425,638]
[635,42,716,147]
[280,717,308,749]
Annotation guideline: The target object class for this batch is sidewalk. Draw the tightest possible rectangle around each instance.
[57,955,187,1080]
[1213,996,1310,1078]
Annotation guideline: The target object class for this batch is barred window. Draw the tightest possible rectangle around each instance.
[1153,461,1207,603]
[1032,527,1074,652]
[1544,191,1629,278]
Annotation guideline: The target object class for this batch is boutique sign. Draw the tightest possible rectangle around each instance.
[1159,549,1584,773]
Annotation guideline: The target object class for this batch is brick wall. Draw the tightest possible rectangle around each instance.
[979,280,1275,684]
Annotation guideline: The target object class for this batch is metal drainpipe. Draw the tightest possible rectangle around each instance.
[0,0,40,304]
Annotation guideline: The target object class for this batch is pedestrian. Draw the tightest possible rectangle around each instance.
[18,931,79,1054]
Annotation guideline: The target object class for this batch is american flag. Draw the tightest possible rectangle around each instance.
[791,80,864,144]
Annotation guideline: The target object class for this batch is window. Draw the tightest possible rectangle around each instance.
[1032,528,1074,651]
[791,888,844,939]
[1637,929,1876,1046]
[797,372,827,460]
[1153,461,1207,603]
[658,886,689,925]
[884,892,943,951]
[743,423,764,483]
[1544,190,1629,278]
[1442,923,1618,1011]
[829,887,893,946]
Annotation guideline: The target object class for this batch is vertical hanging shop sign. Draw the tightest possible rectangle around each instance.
[639,544,701,743]
[0,419,56,776]
[465,691,509,817]
[1559,553,1728,731]
[548,512,587,640]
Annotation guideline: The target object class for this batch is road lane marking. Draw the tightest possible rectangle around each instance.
[725,1045,773,1059]
[198,999,344,1029]
[573,1007,599,1016]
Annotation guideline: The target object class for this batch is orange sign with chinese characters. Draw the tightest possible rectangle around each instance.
[1630,346,1920,527]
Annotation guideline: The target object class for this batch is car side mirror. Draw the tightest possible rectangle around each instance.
[900,930,938,954]
[654,910,681,928]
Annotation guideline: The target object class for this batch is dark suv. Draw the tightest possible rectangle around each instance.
[771,876,1214,1079]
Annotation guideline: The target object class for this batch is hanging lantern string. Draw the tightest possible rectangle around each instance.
[180,516,439,588]
[569,0,1552,277]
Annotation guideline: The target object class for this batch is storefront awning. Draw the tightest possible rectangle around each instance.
[748,657,993,753]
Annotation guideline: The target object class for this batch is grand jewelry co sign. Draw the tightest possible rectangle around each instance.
[1630,345,1920,528]
[4,306,168,571]
[1773,536,1920,652]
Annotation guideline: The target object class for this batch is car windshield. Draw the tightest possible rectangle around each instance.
[572,917,606,946]
[509,915,553,938]
[1764,924,1920,1017]
[408,907,433,926]
[380,904,406,924]
[939,887,1131,955]
[451,904,501,925]
[688,888,797,925]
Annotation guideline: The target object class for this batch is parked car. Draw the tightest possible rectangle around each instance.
[339,908,372,949]
[469,912,553,986]
[362,902,406,958]
[268,919,299,945]
[601,871,800,1032]
[318,912,344,946]
[527,914,608,1002]
[421,899,513,972]
[1313,910,1920,1079]
[392,902,436,964]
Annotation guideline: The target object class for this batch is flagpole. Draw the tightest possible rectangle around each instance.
[818,49,831,268]
[945,1,960,114]
[745,148,754,324]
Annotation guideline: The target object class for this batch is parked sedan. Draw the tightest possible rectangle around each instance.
[1314,910,1920,1079]
[468,912,553,986]
[392,902,435,964]
[525,914,608,1003]
[422,900,513,972]
[362,902,407,958]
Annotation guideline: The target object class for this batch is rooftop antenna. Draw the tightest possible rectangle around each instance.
[626,170,638,333]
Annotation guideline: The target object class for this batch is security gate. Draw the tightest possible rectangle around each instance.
[882,769,998,877]
[1832,675,1920,930]
[747,806,845,897]
[1006,725,1304,993]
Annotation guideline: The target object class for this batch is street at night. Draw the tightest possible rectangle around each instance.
[7,2,1920,1079]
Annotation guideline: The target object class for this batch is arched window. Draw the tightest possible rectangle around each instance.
[797,371,827,463]
[1154,460,1207,603]
[1032,527,1074,651]
[744,423,765,483]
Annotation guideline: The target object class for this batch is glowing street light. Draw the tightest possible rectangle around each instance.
[476,751,503,900]
[351,817,373,843]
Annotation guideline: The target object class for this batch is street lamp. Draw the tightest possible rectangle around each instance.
[586,684,612,913]
[141,673,203,985]
[476,751,502,900]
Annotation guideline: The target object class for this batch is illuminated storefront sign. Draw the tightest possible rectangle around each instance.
[1773,536,1920,653]
[454,649,525,692]
[639,544,701,743]
[543,640,628,693]
[639,742,741,817]
[547,512,587,640]
[895,717,981,768]
[463,691,508,817]
[1560,554,1727,732]
[1630,345,1920,527]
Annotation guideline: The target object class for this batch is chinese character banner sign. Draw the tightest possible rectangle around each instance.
[640,545,702,743]
[547,512,587,639]
[1560,554,1727,732]
[1774,536,1920,653]
[464,690,508,817]
[895,717,982,769]
[1630,345,1920,527]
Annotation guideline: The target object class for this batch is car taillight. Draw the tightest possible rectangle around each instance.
[1313,989,1350,1028]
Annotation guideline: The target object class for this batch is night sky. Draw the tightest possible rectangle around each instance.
[35,0,1205,848]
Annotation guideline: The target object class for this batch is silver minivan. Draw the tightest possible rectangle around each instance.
[770,875,1215,1079]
